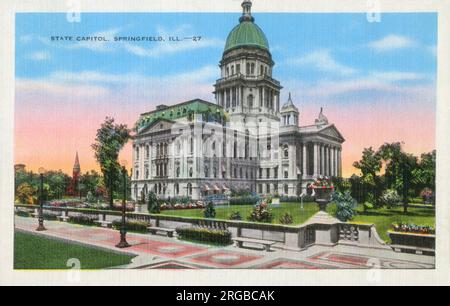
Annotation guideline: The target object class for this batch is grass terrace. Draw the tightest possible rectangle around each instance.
[14,231,135,269]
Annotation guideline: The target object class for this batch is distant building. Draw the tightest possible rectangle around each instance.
[67,152,81,196]
[131,0,345,201]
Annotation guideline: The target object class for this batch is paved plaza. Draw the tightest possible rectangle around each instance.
[14,216,435,270]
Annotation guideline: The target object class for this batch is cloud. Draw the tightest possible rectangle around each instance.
[370,71,428,82]
[48,65,217,86]
[368,34,415,52]
[291,50,357,76]
[25,51,51,61]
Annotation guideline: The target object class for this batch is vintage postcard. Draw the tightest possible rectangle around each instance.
[1,0,450,286]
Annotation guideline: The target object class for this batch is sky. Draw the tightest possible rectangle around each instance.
[15,11,437,178]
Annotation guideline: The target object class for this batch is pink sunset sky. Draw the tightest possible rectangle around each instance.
[14,75,436,178]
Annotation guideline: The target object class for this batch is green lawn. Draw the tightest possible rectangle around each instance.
[351,205,435,242]
[160,202,319,225]
[14,231,135,270]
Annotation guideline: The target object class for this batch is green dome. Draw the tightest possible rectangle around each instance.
[224,21,269,53]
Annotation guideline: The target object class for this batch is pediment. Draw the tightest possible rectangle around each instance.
[318,124,345,142]
[137,118,176,136]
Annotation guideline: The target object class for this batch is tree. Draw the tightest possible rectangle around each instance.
[92,117,130,208]
[16,183,36,204]
[352,147,383,203]
[79,170,102,198]
[378,142,403,189]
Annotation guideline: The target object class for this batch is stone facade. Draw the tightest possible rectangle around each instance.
[131,0,345,201]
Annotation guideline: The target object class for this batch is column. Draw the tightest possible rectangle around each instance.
[289,145,295,178]
[334,148,338,176]
[313,143,319,176]
[328,146,331,176]
[320,144,325,175]
[339,148,343,177]
[302,144,307,177]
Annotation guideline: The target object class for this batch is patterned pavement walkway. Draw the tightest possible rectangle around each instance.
[14,216,435,270]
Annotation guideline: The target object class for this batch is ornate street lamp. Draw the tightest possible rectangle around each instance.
[36,167,47,231]
[116,160,130,248]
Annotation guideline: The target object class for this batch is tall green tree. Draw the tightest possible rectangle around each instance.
[378,142,403,189]
[352,147,383,203]
[92,117,130,208]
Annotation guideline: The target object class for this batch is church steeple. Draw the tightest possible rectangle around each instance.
[240,0,255,23]
[73,151,80,173]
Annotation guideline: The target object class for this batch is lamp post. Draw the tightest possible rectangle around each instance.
[36,167,46,231]
[116,160,130,248]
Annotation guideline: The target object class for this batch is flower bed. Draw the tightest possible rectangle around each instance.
[391,223,435,235]
[160,202,205,211]
[176,227,232,245]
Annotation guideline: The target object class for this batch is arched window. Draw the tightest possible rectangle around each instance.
[204,165,209,178]
[136,147,140,160]
[284,147,289,158]
[174,183,179,195]
[146,145,150,159]
[190,138,194,154]
[284,184,289,195]
[176,167,180,178]
[134,185,138,198]
[213,167,217,178]
[189,167,193,177]
[187,183,192,196]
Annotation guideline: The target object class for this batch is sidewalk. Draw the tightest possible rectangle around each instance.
[14,216,435,269]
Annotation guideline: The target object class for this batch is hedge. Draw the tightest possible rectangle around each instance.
[68,214,98,226]
[280,195,315,203]
[176,227,232,245]
[112,220,150,233]
[15,210,32,218]
[229,196,259,206]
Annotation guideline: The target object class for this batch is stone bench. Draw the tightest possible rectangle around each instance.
[232,237,277,252]
[57,216,70,222]
[94,220,113,228]
[148,226,175,237]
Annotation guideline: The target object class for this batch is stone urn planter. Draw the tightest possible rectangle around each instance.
[309,177,335,212]
[313,187,334,211]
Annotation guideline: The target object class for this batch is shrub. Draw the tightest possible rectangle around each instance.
[229,196,259,206]
[279,213,294,225]
[203,202,216,218]
[248,203,273,223]
[15,209,31,218]
[68,214,98,226]
[147,192,160,214]
[380,189,402,208]
[330,191,357,222]
[420,188,434,204]
[176,227,232,245]
[43,212,59,221]
[229,211,242,221]
[112,220,150,233]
